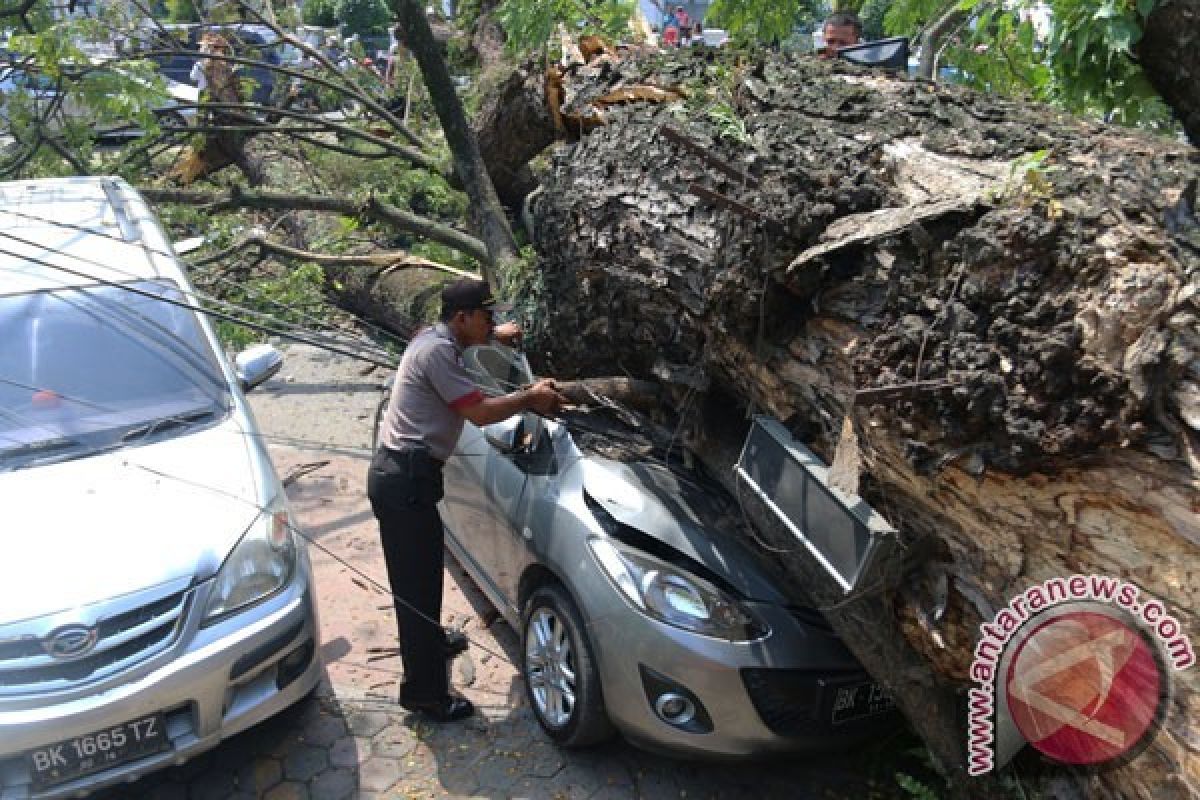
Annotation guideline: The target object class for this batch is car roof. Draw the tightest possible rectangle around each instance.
[0,176,182,295]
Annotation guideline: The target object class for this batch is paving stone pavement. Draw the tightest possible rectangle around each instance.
[91,346,917,799]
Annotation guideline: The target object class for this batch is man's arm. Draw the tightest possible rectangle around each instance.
[493,321,522,348]
[457,379,565,426]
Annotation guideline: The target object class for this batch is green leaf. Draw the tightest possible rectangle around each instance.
[1104,17,1139,54]
[1136,0,1157,17]
[1074,25,1092,71]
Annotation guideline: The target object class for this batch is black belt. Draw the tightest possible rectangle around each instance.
[382,444,445,469]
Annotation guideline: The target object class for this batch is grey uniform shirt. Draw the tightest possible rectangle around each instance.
[380,324,484,462]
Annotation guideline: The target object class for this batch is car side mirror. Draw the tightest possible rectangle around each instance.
[484,416,523,454]
[235,344,283,392]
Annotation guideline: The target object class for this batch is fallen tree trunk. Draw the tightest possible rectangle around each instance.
[522,50,1199,799]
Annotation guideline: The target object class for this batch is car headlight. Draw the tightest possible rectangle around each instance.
[588,537,767,641]
[202,496,296,624]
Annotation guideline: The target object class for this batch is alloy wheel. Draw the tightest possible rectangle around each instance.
[524,606,577,727]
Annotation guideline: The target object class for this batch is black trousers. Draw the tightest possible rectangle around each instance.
[366,445,447,705]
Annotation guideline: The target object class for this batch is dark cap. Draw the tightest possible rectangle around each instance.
[440,278,513,315]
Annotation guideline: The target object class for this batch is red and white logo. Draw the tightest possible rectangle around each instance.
[1004,610,1164,766]
[967,576,1192,776]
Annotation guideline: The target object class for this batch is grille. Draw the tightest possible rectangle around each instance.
[740,668,823,736]
[0,590,188,695]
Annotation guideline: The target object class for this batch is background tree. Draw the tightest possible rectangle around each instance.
[880,0,1179,133]
[337,0,393,37]
[0,0,520,300]
[704,0,822,45]
[495,0,638,57]
[302,0,339,28]
[1138,0,1200,144]
[165,0,202,23]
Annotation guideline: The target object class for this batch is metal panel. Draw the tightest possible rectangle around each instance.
[735,416,895,594]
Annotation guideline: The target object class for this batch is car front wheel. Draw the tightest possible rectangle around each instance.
[521,584,614,747]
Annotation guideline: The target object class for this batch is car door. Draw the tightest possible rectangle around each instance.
[442,346,547,610]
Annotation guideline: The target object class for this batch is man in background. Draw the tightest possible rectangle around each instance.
[820,11,862,58]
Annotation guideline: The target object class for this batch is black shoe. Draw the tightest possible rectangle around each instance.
[442,629,469,660]
[402,695,475,722]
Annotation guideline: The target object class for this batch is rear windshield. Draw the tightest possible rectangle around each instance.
[0,280,231,468]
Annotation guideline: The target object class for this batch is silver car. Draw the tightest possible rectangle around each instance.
[0,177,320,798]
[441,344,898,758]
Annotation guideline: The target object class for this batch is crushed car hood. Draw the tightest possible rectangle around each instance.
[0,418,271,625]
[580,458,786,603]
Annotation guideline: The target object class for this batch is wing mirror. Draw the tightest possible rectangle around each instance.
[235,344,284,392]
[484,416,524,454]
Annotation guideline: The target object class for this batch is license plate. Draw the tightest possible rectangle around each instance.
[827,680,896,725]
[27,713,168,790]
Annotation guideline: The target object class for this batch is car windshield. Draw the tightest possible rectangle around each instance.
[0,279,231,468]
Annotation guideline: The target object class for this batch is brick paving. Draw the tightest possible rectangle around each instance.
[90,347,915,799]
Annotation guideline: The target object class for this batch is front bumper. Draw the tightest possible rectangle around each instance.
[574,566,897,758]
[0,567,320,799]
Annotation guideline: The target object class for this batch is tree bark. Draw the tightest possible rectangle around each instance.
[467,0,507,70]
[524,51,1200,799]
[1139,0,1200,145]
[474,63,557,206]
[391,0,518,284]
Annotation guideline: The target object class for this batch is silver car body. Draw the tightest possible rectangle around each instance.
[0,177,320,798]
[441,345,895,758]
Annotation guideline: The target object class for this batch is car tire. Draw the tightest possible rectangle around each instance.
[521,584,615,747]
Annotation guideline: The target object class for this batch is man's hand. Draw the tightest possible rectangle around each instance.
[493,321,522,348]
[525,378,568,415]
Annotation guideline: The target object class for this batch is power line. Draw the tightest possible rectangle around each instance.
[0,236,400,370]
[0,205,415,354]
[0,227,542,397]
[0,209,553,396]
[0,222,601,674]
[0,394,518,669]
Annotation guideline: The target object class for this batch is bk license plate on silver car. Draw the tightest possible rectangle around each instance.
[826,680,896,724]
[28,712,167,789]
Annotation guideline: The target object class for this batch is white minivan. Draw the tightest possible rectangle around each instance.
[0,177,321,798]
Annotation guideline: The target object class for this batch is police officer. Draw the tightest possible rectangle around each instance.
[368,278,566,722]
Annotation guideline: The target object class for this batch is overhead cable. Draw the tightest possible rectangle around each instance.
[0,231,400,370]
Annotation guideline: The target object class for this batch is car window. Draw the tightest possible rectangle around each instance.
[0,279,231,467]
[514,419,557,475]
[463,344,532,397]
[462,345,555,473]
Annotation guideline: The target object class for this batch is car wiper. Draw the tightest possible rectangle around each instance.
[0,436,82,466]
[120,409,216,443]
